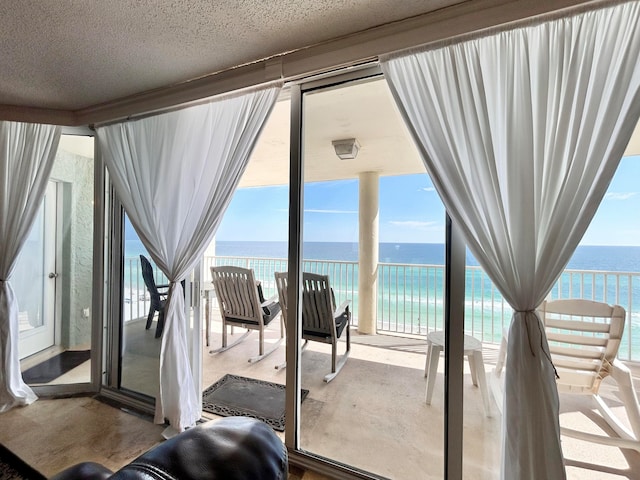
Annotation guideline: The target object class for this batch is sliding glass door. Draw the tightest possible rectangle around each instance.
[281,71,482,479]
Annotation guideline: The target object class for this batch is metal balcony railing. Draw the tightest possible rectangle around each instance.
[122,256,640,362]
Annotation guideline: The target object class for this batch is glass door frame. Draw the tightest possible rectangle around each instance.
[285,66,467,479]
[101,178,203,415]
[101,195,160,412]
[30,125,103,397]
[102,188,164,413]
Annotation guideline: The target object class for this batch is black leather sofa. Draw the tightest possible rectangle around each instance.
[51,416,287,480]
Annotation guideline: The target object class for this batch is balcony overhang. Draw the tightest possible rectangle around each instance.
[239,77,640,189]
[238,77,427,188]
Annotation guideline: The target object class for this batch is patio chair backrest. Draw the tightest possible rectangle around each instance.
[211,266,264,326]
[301,272,337,340]
[140,255,164,306]
[274,271,337,340]
[540,299,626,395]
[274,271,289,326]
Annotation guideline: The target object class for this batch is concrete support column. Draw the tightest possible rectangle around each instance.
[358,171,379,335]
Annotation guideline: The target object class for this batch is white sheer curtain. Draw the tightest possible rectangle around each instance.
[98,83,281,432]
[382,3,640,479]
[0,121,61,412]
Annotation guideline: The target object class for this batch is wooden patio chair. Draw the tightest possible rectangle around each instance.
[493,299,640,452]
[210,266,283,363]
[274,271,351,382]
[140,254,169,338]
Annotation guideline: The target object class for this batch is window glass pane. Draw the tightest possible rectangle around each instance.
[299,77,447,478]
[120,216,164,397]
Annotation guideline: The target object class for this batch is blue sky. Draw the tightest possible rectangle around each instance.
[216,155,640,246]
[584,155,640,246]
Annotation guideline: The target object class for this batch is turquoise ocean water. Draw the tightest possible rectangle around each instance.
[214,241,640,272]
[125,240,640,361]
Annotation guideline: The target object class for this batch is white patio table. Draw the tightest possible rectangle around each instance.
[424,330,492,417]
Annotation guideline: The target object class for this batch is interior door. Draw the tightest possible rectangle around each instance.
[17,181,58,359]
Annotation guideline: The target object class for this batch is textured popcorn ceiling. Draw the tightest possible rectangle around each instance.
[0,0,462,110]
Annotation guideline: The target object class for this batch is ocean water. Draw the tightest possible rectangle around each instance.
[126,238,640,272]
[214,240,640,272]
[125,240,640,361]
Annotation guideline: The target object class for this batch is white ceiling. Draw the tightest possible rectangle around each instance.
[0,0,462,111]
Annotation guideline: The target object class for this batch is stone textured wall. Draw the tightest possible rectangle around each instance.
[51,147,94,348]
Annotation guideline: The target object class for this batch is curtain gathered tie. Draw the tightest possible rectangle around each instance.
[382,3,640,477]
[520,309,559,379]
[517,309,538,357]
[98,84,282,431]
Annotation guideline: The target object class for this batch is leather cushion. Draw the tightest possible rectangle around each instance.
[50,461,114,480]
[111,416,286,480]
[51,417,287,480]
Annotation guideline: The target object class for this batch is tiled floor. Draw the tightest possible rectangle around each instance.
[0,396,164,477]
[0,394,334,479]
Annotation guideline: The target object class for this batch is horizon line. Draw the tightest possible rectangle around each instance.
[214,239,640,248]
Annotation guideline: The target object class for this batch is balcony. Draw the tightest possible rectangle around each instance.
[121,254,640,479]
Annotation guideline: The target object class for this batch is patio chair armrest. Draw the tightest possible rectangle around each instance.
[261,295,278,308]
[334,300,351,318]
[261,297,281,318]
[610,358,640,440]
[611,358,634,385]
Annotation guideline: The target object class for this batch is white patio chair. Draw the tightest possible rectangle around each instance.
[493,299,640,452]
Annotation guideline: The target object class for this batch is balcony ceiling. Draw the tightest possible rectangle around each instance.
[240,74,640,188]
[239,77,430,187]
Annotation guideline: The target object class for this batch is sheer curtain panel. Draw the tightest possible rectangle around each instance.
[98,83,281,432]
[0,121,61,412]
[382,3,640,479]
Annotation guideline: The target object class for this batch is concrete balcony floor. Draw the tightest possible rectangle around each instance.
[202,316,640,479]
[2,311,640,479]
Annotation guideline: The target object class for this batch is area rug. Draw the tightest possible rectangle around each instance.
[0,445,46,480]
[202,374,308,431]
[22,350,91,384]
